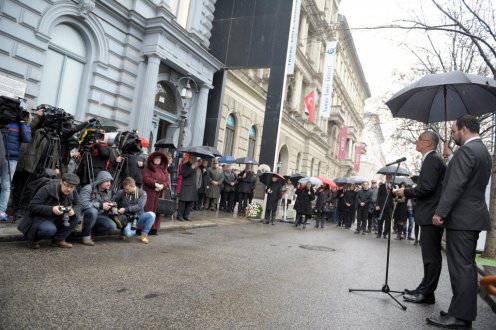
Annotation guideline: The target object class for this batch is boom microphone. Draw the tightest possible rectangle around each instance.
[385,157,406,166]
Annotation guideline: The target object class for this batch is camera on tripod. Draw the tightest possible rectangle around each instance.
[37,104,74,131]
[59,206,72,227]
[0,95,25,125]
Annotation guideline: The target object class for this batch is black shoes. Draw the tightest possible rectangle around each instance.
[183,217,192,221]
[403,293,435,304]
[426,315,472,329]
[404,288,418,295]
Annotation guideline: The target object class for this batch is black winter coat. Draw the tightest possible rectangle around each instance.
[178,162,198,202]
[18,181,81,242]
[265,180,283,211]
[237,170,256,194]
[315,188,332,212]
[295,187,315,216]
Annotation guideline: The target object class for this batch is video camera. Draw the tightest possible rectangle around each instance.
[37,104,74,131]
[59,206,72,227]
[0,95,28,125]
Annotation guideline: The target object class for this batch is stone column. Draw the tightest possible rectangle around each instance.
[135,54,160,138]
[190,84,211,146]
[291,70,303,110]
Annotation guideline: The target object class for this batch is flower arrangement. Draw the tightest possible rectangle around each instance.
[245,202,263,219]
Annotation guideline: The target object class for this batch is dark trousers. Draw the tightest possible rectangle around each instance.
[338,209,346,226]
[36,216,79,242]
[264,209,276,223]
[315,212,325,227]
[377,209,392,236]
[446,229,479,321]
[295,213,310,227]
[238,192,250,214]
[356,207,368,232]
[177,201,194,219]
[416,225,444,296]
[344,209,354,228]
[196,192,205,209]
[226,192,235,212]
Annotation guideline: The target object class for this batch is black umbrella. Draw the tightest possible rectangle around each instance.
[334,177,352,185]
[235,156,258,165]
[393,176,414,186]
[202,146,222,157]
[259,172,285,186]
[386,71,496,158]
[377,165,410,176]
[178,146,214,158]
[285,173,304,186]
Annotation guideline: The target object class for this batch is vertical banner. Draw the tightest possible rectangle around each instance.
[338,127,348,160]
[319,41,338,119]
[354,145,362,171]
[303,89,315,122]
[285,0,302,75]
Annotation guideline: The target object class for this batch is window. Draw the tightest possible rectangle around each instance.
[247,126,256,158]
[296,152,301,172]
[155,82,177,115]
[169,0,191,29]
[224,114,236,156]
[38,24,87,116]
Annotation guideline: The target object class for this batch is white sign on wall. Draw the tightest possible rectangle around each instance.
[0,74,26,99]
[285,0,302,75]
[319,41,337,118]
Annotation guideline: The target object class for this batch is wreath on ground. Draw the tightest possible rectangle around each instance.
[245,203,263,219]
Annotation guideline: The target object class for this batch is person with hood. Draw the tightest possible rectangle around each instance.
[17,173,81,249]
[143,151,169,234]
[294,181,315,228]
[263,175,284,225]
[315,183,332,229]
[79,170,117,246]
[113,177,155,244]
[177,154,198,221]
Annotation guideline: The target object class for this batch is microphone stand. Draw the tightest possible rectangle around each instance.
[349,161,407,310]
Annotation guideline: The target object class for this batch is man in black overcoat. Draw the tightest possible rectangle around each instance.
[426,116,492,329]
[395,131,445,304]
[376,174,394,239]
[177,155,198,221]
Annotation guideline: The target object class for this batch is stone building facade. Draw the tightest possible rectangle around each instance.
[216,0,370,179]
[0,0,222,151]
[357,112,386,182]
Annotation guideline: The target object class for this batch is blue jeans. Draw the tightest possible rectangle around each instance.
[82,208,117,238]
[36,215,79,241]
[0,160,17,213]
[137,211,155,235]
[403,209,414,237]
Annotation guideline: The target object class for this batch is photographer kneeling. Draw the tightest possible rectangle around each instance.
[113,177,155,244]
[18,173,81,249]
[79,171,117,246]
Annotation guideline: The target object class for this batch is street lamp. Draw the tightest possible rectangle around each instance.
[171,75,198,198]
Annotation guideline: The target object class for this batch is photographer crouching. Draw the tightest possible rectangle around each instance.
[17,173,81,249]
[78,171,117,246]
[112,177,155,244]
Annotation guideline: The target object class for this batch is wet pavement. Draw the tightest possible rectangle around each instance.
[0,218,495,329]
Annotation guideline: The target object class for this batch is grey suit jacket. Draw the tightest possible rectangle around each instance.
[435,139,492,231]
[404,151,445,226]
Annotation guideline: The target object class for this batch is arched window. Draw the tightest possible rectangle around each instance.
[247,126,256,158]
[38,24,87,116]
[224,114,236,155]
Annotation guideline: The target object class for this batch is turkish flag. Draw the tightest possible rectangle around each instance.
[303,90,315,122]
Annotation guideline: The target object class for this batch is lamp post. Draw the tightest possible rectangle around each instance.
[171,76,198,198]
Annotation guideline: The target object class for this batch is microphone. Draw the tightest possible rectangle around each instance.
[385,157,406,166]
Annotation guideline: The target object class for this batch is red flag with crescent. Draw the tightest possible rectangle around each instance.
[303,90,315,122]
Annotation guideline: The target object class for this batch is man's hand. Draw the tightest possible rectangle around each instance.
[52,206,64,216]
[375,206,380,211]
[137,161,143,167]
[102,202,112,211]
[35,109,44,117]
[393,188,405,197]
[116,156,124,163]
[360,202,365,207]
[432,214,444,226]
[346,203,351,207]
[118,208,126,214]
[68,209,76,217]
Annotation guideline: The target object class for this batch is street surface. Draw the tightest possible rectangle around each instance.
[1,219,495,329]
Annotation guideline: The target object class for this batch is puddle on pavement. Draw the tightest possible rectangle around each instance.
[144,293,161,299]
[117,288,128,293]
[180,231,194,235]
[299,245,336,252]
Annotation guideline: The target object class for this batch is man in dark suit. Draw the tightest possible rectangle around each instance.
[376,174,394,239]
[426,115,492,329]
[394,131,445,304]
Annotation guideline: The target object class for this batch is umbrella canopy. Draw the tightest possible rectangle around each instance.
[386,70,496,124]
[154,137,174,148]
[377,165,410,176]
[202,146,222,157]
[285,173,305,186]
[334,177,352,186]
[235,156,258,165]
[218,155,236,164]
[259,172,285,186]
[139,137,149,148]
[348,176,368,184]
[95,117,118,132]
[316,176,337,188]
[393,176,414,186]
[178,146,214,158]
[298,176,323,186]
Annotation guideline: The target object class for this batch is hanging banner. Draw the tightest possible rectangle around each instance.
[285,0,302,75]
[338,127,348,160]
[319,41,337,119]
[303,89,315,122]
[354,145,362,171]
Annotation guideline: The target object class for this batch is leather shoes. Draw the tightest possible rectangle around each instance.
[426,315,472,329]
[404,288,418,295]
[403,293,435,304]
[184,217,192,221]
[51,240,73,248]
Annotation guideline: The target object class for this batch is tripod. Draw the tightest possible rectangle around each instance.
[349,162,407,310]
[74,144,95,184]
